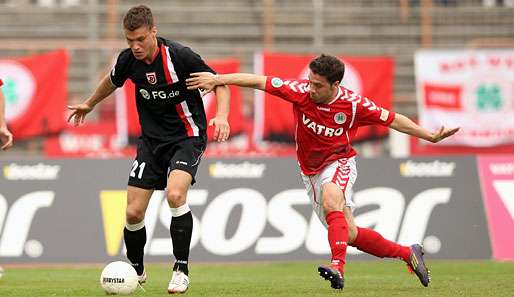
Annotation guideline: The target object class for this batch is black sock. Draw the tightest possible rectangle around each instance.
[170,211,193,275]
[124,226,146,275]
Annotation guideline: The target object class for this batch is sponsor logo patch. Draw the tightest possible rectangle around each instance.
[139,89,151,100]
[3,163,61,180]
[400,160,455,177]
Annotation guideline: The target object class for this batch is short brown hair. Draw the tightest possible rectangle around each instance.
[123,5,154,31]
[309,54,345,85]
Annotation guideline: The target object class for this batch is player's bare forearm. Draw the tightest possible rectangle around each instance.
[84,75,117,108]
[0,92,13,150]
[389,113,459,143]
[210,85,231,142]
[214,73,267,91]
[213,85,230,118]
[187,72,266,92]
[390,113,432,141]
[67,75,117,126]
[0,92,6,128]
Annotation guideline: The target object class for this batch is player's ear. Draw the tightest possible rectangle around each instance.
[151,26,157,35]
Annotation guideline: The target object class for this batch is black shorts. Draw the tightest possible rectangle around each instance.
[128,136,206,190]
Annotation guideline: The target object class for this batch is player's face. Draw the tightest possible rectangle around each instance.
[124,26,157,61]
[308,72,339,104]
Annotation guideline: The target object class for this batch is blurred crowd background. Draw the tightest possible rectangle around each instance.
[1,0,513,158]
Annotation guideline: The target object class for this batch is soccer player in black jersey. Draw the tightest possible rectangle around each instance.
[68,5,230,294]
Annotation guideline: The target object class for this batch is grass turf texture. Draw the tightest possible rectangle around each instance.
[0,260,513,296]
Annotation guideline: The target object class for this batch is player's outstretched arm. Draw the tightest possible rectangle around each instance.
[210,85,231,142]
[0,91,13,150]
[67,74,117,127]
[186,72,267,93]
[389,113,459,143]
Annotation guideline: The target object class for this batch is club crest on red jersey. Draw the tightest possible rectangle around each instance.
[146,72,157,85]
[271,77,283,88]
[334,112,346,124]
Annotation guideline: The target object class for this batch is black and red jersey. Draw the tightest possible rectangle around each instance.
[110,37,214,143]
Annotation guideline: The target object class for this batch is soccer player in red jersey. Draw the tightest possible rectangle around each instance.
[186,54,459,290]
[0,79,14,150]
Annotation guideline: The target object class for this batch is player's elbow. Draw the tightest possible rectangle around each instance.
[214,84,231,96]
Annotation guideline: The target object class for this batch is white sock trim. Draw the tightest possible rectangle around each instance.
[171,204,191,217]
[126,220,145,231]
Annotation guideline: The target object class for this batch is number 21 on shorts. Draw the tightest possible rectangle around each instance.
[130,160,146,179]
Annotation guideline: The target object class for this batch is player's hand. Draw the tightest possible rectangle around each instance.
[0,125,13,150]
[186,72,218,94]
[209,115,230,142]
[429,126,460,143]
[67,103,93,127]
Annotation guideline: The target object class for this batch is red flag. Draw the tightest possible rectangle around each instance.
[44,121,135,157]
[254,52,394,143]
[0,50,68,138]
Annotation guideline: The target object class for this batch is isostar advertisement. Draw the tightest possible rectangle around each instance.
[253,52,394,143]
[0,157,491,263]
[0,49,69,139]
[415,50,514,147]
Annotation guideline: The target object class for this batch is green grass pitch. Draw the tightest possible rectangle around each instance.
[0,260,513,296]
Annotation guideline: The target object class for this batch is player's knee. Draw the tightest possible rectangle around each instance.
[126,207,145,224]
[166,190,186,208]
[322,196,343,213]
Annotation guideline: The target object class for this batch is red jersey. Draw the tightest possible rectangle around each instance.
[265,77,395,175]
[0,79,3,87]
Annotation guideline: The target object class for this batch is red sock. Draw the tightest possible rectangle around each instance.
[351,227,411,262]
[326,211,348,274]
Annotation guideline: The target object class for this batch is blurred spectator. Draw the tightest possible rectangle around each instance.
[4,0,80,6]
[437,0,457,5]
[483,0,514,7]
[409,0,456,6]
[38,0,81,7]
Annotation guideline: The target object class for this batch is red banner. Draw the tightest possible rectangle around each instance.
[0,50,68,139]
[254,52,394,143]
[44,121,135,158]
[116,58,245,141]
[423,84,462,110]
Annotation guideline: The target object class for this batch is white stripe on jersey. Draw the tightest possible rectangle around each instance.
[298,82,309,93]
[349,101,357,129]
[164,45,180,83]
[180,101,199,136]
[289,81,298,92]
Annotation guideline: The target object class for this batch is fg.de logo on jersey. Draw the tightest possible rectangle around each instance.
[146,72,157,85]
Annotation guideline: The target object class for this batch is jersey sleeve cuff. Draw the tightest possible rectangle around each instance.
[109,75,122,88]
[384,110,396,126]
